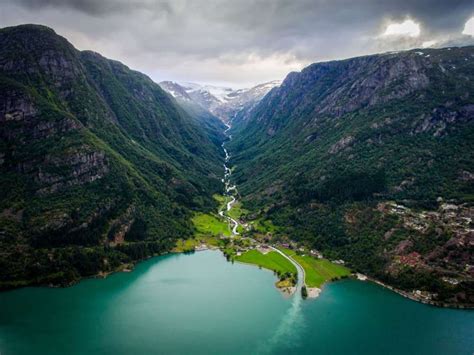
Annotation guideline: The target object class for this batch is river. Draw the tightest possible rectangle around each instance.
[220,123,239,236]
[0,250,472,355]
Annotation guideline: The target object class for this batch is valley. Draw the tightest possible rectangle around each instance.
[0,25,472,310]
[1,1,474,352]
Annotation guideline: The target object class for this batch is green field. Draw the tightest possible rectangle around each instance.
[192,213,230,237]
[279,247,296,257]
[279,248,350,287]
[172,210,229,253]
[172,236,221,253]
[227,201,247,221]
[235,249,297,276]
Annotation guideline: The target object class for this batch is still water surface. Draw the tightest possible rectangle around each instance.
[0,250,472,354]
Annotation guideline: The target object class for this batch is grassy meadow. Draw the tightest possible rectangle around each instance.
[235,249,297,276]
[279,248,350,287]
[192,213,230,237]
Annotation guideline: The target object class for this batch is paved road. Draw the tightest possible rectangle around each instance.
[270,246,306,290]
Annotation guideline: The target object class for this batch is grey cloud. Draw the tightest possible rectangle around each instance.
[14,0,172,16]
[1,0,473,86]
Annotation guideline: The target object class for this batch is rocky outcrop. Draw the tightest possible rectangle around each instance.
[414,104,474,136]
[35,150,108,195]
[315,55,429,117]
[329,135,354,154]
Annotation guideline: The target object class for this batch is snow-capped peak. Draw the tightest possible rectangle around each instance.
[159,80,282,122]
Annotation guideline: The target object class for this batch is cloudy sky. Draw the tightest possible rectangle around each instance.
[1,0,474,88]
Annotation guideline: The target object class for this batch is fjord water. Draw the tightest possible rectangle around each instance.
[0,251,472,355]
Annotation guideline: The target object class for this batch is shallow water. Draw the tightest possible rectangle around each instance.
[0,250,472,354]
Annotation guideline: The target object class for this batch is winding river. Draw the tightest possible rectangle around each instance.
[220,123,240,236]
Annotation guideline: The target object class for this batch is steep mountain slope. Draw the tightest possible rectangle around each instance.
[160,80,281,122]
[158,80,194,102]
[159,81,226,146]
[0,24,224,288]
[229,47,474,306]
[212,80,282,122]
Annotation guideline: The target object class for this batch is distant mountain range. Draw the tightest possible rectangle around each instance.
[159,80,281,122]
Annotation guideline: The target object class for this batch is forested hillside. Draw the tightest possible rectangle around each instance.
[0,24,224,288]
[229,47,474,306]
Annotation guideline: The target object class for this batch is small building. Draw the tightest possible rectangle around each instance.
[310,250,323,259]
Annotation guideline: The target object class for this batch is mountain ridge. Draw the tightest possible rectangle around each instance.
[0,24,224,288]
[229,45,474,306]
[159,80,281,122]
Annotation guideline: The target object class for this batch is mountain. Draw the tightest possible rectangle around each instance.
[0,24,224,288]
[158,80,194,102]
[213,80,282,123]
[159,81,226,146]
[229,47,474,306]
[159,80,281,122]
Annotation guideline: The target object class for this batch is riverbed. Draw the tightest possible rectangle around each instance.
[0,250,472,354]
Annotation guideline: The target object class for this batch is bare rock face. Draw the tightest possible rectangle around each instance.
[329,135,354,154]
[0,86,104,197]
[414,104,474,136]
[315,55,429,117]
[0,88,82,142]
[159,80,281,123]
[37,49,81,80]
[459,170,474,182]
[0,91,37,122]
[36,150,109,195]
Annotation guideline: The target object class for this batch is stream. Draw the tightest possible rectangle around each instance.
[220,123,240,236]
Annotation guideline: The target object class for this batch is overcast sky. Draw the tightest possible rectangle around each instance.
[1,0,474,88]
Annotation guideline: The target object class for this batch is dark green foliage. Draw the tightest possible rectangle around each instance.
[290,170,386,204]
[125,219,147,241]
[0,24,225,288]
[301,285,308,299]
[228,46,474,305]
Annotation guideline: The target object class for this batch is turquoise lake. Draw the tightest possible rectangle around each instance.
[0,250,473,354]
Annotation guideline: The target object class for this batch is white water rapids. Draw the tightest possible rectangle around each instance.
[219,124,240,236]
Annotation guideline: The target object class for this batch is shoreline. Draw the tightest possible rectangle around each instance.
[233,257,303,298]
[3,245,472,310]
[361,275,474,310]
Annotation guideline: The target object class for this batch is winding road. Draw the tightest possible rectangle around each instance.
[270,247,305,291]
